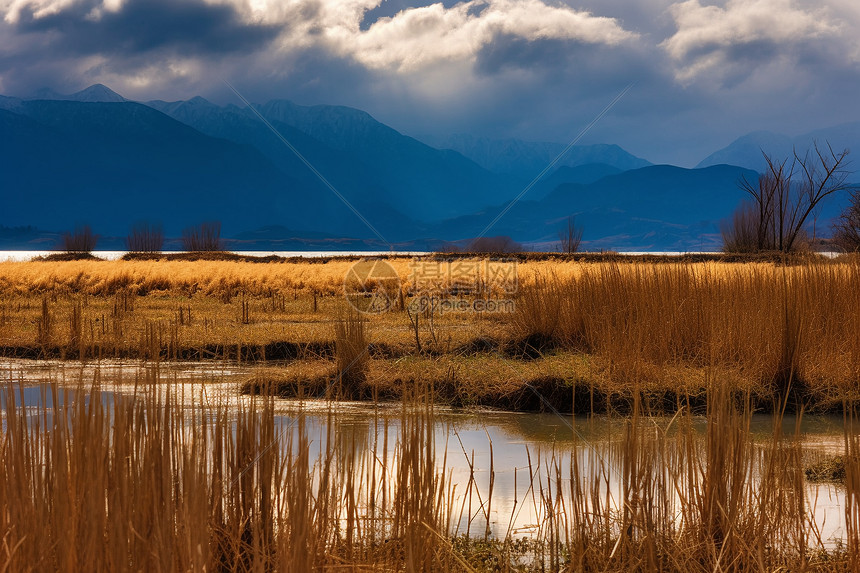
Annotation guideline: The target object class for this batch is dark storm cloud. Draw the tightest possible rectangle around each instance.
[0,0,858,167]
[12,0,280,57]
[474,34,656,81]
[475,35,576,76]
[220,47,381,106]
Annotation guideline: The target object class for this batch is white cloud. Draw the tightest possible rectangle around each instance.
[4,0,77,23]
[661,0,843,82]
[275,0,637,72]
[1,0,636,73]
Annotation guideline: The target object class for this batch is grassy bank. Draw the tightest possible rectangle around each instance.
[1,256,859,411]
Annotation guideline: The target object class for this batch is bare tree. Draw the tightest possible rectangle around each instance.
[126,222,164,253]
[558,216,583,253]
[725,142,851,253]
[182,221,222,252]
[61,225,98,254]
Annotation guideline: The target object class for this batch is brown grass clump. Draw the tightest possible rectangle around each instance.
[240,362,336,398]
[805,455,850,483]
[334,309,370,398]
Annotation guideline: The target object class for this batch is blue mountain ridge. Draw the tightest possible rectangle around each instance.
[3,84,846,251]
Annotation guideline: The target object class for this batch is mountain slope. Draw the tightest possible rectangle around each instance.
[0,101,414,239]
[433,164,766,250]
[146,97,516,220]
[437,134,651,178]
[28,83,128,103]
[4,84,850,251]
[529,163,623,200]
[698,122,860,172]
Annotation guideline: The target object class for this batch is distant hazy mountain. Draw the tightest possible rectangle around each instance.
[0,99,417,239]
[4,84,850,250]
[529,163,624,200]
[698,122,860,172]
[146,97,515,220]
[436,134,651,179]
[29,83,128,103]
[431,164,772,251]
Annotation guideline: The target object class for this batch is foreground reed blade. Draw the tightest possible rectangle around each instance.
[1,371,859,571]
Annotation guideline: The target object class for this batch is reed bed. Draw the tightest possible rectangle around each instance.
[0,258,584,298]
[512,261,860,408]
[1,370,859,571]
[1,257,860,409]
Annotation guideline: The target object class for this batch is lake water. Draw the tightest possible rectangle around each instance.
[0,250,431,262]
[0,358,851,545]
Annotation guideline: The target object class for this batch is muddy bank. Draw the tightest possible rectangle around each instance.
[241,372,839,416]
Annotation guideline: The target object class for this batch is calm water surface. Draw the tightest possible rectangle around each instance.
[0,251,428,262]
[0,358,851,543]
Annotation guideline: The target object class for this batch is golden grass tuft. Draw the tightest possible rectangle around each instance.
[334,308,369,398]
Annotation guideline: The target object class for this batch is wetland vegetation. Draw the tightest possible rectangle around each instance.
[2,253,860,570]
[1,254,859,413]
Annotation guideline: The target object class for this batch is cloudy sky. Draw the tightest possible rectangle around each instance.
[1,0,858,165]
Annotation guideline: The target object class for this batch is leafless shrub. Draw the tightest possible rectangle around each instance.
[558,216,583,253]
[126,222,164,253]
[61,225,98,253]
[467,236,522,253]
[834,187,860,252]
[720,201,760,253]
[182,221,222,252]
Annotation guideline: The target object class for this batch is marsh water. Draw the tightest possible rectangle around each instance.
[0,358,851,544]
[0,250,428,262]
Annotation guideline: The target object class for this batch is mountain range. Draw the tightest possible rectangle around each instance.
[698,123,860,173]
[1,84,856,251]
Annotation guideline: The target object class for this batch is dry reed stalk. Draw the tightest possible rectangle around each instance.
[0,369,858,570]
[333,309,369,398]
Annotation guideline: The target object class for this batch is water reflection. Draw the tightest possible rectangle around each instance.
[0,358,851,545]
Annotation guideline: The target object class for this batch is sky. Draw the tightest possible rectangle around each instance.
[1,0,859,166]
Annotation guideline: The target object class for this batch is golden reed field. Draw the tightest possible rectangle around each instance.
[2,255,860,571]
[0,254,858,411]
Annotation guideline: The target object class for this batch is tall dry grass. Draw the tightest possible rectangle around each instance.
[2,257,860,405]
[0,374,457,571]
[333,309,369,398]
[512,261,860,405]
[1,372,857,571]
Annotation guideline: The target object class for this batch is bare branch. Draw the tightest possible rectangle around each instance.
[724,141,852,253]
